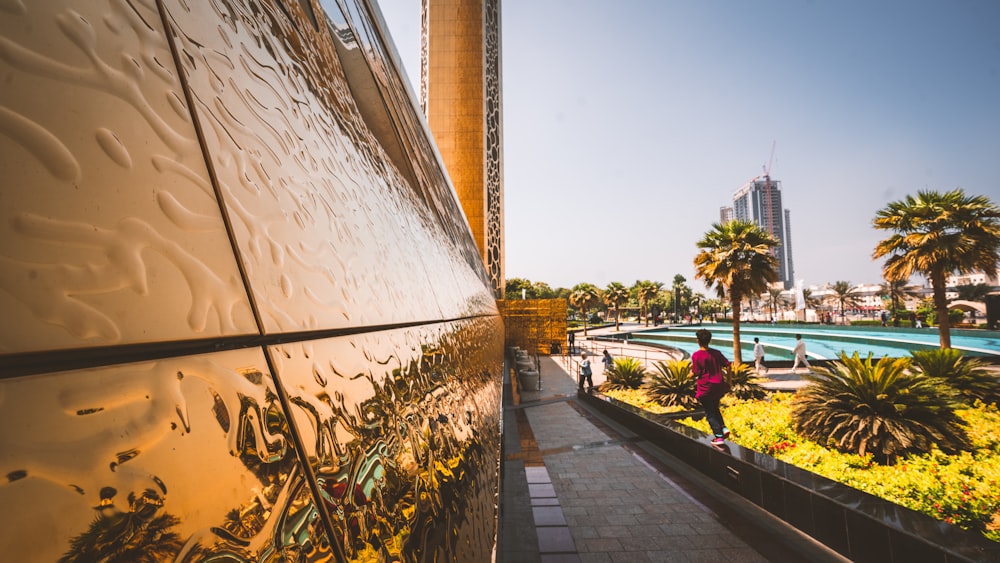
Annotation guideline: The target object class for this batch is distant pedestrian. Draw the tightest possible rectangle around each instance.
[791,334,811,374]
[602,349,614,372]
[568,331,575,354]
[691,329,731,446]
[753,337,768,375]
[579,352,593,392]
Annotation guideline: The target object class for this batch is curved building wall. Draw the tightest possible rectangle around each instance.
[0,0,503,561]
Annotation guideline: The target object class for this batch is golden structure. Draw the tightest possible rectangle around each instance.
[497,299,568,355]
[422,0,505,297]
[0,1,503,560]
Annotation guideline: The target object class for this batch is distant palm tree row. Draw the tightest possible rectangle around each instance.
[506,188,1000,355]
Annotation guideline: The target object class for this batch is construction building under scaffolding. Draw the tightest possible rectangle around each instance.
[730,175,796,289]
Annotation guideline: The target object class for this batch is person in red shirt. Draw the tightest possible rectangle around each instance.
[691,329,731,446]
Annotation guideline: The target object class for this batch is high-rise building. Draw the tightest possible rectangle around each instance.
[719,206,734,224]
[731,176,795,288]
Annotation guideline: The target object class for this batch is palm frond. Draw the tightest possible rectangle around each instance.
[792,352,970,464]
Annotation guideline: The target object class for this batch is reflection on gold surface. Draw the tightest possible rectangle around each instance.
[271,318,504,561]
[0,0,504,560]
[164,0,496,332]
[60,489,184,562]
[0,349,332,561]
[0,0,256,352]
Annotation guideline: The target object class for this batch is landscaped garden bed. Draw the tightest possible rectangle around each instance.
[601,350,1000,544]
[677,393,1000,542]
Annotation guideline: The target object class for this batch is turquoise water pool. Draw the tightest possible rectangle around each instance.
[626,324,1000,362]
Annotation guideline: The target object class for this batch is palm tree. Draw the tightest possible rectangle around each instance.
[701,298,724,320]
[569,283,601,336]
[694,220,779,363]
[671,274,687,320]
[873,189,1000,348]
[765,287,784,322]
[829,280,863,324]
[880,277,916,324]
[801,287,824,312]
[633,280,662,327]
[690,293,705,319]
[603,282,629,331]
[792,353,970,464]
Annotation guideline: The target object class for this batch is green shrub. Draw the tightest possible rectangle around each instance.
[604,387,687,414]
[728,362,769,401]
[645,359,698,409]
[602,356,646,391]
[910,348,1000,406]
[675,396,1000,542]
[926,308,966,326]
[792,352,970,464]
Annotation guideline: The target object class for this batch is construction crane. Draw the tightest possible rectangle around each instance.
[762,140,776,239]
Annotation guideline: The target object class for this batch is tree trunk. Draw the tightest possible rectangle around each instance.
[932,269,951,349]
[583,307,589,337]
[614,306,620,331]
[730,295,743,363]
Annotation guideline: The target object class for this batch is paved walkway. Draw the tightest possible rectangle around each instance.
[498,329,845,562]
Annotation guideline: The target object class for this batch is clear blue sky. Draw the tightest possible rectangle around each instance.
[377,0,1000,295]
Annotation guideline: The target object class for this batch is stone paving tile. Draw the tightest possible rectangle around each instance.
[683,549,727,562]
[610,552,653,563]
[651,534,697,550]
[576,537,624,552]
[542,555,584,563]
[501,353,846,563]
[718,547,771,563]
[658,522,700,536]
[595,525,633,538]
[578,553,614,563]
[534,505,568,526]
[643,551,692,562]
[617,534,664,552]
[538,526,576,553]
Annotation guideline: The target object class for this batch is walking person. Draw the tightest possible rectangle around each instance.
[601,349,614,372]
[791,334,811,374]
[753,337,768,375]
[579,352,593,392]
[567,331,575,354]
[691,329,731,446]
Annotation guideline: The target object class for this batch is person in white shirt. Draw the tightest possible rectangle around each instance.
[579,352,593,392]
[753,337,768,375]
[791,334,811,374]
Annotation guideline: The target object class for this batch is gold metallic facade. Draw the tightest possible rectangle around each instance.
[422,0,505,298]
[497,299,568,355]
[0,0,502,560]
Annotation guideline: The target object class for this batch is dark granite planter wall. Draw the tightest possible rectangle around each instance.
[581,393,1000,563]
